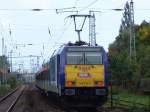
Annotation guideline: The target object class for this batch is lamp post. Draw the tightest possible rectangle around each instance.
[10,50,13,72]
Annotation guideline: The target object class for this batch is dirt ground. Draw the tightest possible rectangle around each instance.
[13,84,64,112]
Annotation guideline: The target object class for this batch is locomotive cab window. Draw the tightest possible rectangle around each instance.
[67,47,102,65]
[85,52,102,64]
[67,52,84,64]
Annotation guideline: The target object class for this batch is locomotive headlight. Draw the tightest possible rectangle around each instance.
[95,81,104,86]
[96,89,106,95]
[66,81,75,87]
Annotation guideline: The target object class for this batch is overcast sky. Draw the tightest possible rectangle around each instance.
[0,0,150,72]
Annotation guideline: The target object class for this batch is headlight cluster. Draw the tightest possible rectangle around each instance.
[96,89,106,95]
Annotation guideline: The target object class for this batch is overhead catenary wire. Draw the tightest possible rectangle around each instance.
[42,19,73,61]
[79,0,100,12]
[0,8,57,11]
[54,19,73,45]
[0,7,149,14]
[0,23,67,32]
[48,27,52,38]
[72,0,79,12]
[74,0,79,7]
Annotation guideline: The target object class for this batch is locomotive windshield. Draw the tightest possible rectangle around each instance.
[67,47,102,65]
[85,52,102,64]
[67,52,84,64]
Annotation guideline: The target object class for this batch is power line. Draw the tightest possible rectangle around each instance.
[0,7,149,14]
[74,0,79,7]
[71,0,79,14]
[76,7,150,11]
[0,8,55,11]
[11,23,50,27]
[56,19,73,42]
[79,0,99,12]
[0,23,67,32]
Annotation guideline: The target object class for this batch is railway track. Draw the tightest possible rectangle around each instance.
[34,89,125,112]
[2,84,127,112]
[0,85,25,112]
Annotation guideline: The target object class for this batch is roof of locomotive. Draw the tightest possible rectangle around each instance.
[51,41,105,57]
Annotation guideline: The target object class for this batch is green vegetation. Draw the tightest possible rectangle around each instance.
[0,55,9,84]
[0,84,12,97]
[0,56,19,97]
[112,87,149,106]
[0,76,18,97]
[7,76,18,89]
[105,87,149,112]
[0,55,9,69]
[108,2,150,111]
[109,1,150,91]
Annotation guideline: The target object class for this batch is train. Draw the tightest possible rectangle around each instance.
[35,42,109,109]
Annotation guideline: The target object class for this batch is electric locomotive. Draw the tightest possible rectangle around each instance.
[35,42,109,108]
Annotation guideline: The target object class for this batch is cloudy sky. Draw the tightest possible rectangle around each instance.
[0,0,149,72]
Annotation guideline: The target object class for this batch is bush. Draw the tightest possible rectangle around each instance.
[140,78,150,92]
[0,84,11,96]
[7,76,17,89]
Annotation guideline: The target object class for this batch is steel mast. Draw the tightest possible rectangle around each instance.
[129,0,136,61]
[89,11,96,46]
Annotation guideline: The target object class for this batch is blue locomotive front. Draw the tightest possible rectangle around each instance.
[36,44,109,108]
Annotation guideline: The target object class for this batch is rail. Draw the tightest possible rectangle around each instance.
[0,87,18,103]
[6,86,25,112]
[0,85,25,112]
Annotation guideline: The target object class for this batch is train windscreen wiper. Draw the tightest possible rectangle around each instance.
[77,57,84,64]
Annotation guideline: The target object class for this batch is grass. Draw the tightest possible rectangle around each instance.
[105,86,149,111]
[112,87,149,106]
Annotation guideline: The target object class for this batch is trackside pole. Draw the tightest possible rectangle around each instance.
[110,80,113,110]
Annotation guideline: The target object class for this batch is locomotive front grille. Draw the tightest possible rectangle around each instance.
[76,88,95,95]
[64,87,107,96]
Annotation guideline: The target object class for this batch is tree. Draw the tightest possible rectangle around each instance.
[0,56,9,69]
[7,76,17,88]
[120,2,130,33]
[0,55,9,84]
[109,20,150,90]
